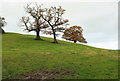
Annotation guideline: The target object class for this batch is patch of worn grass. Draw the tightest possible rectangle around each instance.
[2,32,118,79]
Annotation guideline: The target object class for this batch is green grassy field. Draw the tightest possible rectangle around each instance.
[2,33,118,79]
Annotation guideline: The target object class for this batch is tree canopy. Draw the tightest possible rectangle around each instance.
[20,4,49,40]
[41,6,69,43]
[20,4,68,42]
[62,26,87,43]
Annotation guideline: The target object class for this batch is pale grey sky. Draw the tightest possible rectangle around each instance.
[0,1,118,49]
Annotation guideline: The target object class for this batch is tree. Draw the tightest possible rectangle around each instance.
[41,6,69,43]
[62,26,87,43]
[20,4,49,40]
[0,16,7,34]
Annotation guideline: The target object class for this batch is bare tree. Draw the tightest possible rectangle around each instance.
[62,26,87,43]
[20,4,49,40]
[41,6,69,43]
[0,16,7,34]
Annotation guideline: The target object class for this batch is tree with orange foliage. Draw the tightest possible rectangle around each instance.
[62,26,87,43]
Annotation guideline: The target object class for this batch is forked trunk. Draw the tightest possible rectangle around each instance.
[47,21,58,44]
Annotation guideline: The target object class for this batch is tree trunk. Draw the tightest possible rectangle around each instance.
[52,29,58,44]
[74,40,76,43]
[0,28,5,34]
[35,31,42,40]
[46,21,58,44]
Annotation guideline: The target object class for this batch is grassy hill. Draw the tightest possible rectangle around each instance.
[2,33,118,79]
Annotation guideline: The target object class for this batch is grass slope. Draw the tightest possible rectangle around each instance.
[2,33,118,79]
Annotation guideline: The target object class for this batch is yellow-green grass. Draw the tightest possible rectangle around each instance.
[2,33,118,79]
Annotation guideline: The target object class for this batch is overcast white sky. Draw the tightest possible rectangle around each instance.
[0,0,118,50]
